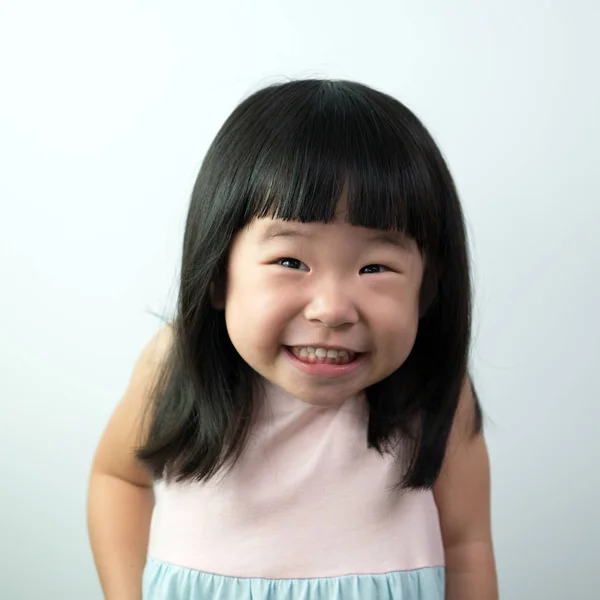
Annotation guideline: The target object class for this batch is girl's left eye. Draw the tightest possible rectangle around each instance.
[278,257,309,271]
[360,264,389,274]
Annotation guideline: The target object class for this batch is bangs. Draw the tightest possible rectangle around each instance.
[238,80,443,254]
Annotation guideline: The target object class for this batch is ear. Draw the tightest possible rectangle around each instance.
[209,274,226,310]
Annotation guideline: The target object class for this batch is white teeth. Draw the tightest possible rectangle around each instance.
[294,346,353,358]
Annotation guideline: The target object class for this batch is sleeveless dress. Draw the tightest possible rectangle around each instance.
[142,382,445,599]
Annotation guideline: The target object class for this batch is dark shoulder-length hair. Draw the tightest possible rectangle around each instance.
[136,78,482,489]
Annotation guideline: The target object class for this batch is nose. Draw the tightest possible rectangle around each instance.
[303,279,359,329]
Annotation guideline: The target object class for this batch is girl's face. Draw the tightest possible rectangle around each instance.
[221,208,425,406]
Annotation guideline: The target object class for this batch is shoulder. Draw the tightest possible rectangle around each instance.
[138,322,175,369]
[90,323,175,486]
[121,323,175,405]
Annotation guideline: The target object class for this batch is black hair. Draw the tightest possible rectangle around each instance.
[136,78,482,489]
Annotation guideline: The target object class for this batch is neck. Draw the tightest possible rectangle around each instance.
[255,378,367,417]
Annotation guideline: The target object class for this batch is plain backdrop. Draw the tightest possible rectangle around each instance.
[1,1,598,598]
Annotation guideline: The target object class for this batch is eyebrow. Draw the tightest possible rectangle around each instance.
[258,223,314,244]
[365,231,412,251]
[258,222,412,250]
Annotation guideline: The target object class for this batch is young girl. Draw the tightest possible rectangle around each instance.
[88,79,498,600]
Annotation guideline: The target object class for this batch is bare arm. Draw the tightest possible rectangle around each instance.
[87,476,154,600]
[87,325,172,600]
[433,378,498,600]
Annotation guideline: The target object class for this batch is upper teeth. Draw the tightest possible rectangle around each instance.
[297,347,350,359]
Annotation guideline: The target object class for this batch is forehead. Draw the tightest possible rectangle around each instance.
[249,216,418,253]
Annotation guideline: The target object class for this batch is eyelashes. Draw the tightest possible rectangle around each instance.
[359,264,390,274]
[278,257,308,271]
[277,258,392,274]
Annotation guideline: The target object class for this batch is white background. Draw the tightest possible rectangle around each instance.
[1,1,598,598]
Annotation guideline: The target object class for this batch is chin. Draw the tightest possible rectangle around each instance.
[296,394,344,407]
[284,382,361,406]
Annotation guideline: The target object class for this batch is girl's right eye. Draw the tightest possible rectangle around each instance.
[277,257,308,271]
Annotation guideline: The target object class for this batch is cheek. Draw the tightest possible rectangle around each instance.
[224,273,296,353]
[371,289,421,354]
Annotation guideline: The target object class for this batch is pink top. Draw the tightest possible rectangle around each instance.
[147,381,445,579]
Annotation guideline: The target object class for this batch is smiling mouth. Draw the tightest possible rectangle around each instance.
[286,346,361,365]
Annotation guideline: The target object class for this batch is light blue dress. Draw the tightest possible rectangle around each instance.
[143,559,444,599]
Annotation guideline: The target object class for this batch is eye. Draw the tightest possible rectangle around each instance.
[360,264,389,275]
[278,257,309,271]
